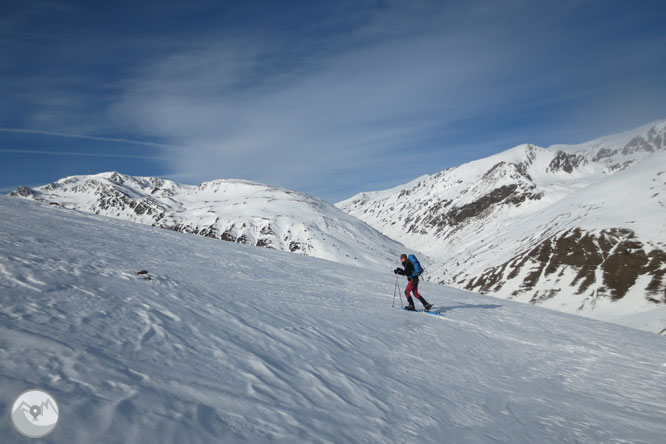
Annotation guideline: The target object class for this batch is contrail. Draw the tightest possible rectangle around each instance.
[0,148,157,159]
[0,128,174,148]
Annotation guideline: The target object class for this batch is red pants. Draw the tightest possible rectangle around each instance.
[405,278,423,300]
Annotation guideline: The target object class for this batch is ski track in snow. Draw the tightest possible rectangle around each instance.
[1,197,666,443]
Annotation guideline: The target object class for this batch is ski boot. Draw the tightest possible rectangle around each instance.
[404,296,416,311]
[419,297,433,311]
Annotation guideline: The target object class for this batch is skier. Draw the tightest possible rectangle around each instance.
[394,253,433,311]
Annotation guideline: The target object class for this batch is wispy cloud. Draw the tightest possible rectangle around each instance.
[0,128,173,148]
[112,4,534,196]
[4,1,666,201]
[0,148,158,159]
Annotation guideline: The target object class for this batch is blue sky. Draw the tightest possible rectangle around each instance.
[2,0,666,202]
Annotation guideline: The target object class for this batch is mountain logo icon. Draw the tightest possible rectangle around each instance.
[11,389,59,438]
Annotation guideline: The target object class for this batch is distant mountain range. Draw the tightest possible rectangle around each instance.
[337,119,666,331]
[9,173,406,272]
[8,119,666,332]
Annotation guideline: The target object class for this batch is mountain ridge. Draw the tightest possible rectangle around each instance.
[9,172,408,272]
[337,119,666,333]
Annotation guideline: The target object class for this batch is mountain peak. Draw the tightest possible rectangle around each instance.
[549,118,666,155]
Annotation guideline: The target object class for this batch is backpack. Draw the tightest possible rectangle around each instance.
[408,254,423,277]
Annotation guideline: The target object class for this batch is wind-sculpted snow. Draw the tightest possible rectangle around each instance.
[8,172,406,272]
[338,119,666,333]
[1,197,666,443]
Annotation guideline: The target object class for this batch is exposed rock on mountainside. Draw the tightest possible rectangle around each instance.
[9,173,406,272]
[546,151,587,173]
[466,228,666,305]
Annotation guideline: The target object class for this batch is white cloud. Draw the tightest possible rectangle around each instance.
[112,13,524,196]
[105,1,666,200]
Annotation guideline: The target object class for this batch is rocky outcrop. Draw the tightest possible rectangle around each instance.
[424,184,543,232]
[547,151,588,173]
[465,228,666,305]
[8,186,36,198]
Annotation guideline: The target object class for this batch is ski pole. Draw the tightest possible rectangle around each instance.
[392,275,399,308]
[398,280,404,307]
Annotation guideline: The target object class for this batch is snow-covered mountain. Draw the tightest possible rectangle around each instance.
[2,196,666,443]
[338,119,666,332]
[9,172,406,271]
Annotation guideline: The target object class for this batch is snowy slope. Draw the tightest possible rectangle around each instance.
[9,172,407,272]
[2,196,666,443]
[338,119,666,333]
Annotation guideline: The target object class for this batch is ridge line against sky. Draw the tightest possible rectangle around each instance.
[1,0,666,202]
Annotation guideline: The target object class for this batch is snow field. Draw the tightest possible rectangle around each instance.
[1,197,666,443]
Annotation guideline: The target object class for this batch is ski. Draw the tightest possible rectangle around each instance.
[403,308,441,316]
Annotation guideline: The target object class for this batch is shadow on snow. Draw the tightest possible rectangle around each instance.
[434,303,502,314]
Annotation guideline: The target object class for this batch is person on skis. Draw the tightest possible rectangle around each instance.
[394,253,432,311]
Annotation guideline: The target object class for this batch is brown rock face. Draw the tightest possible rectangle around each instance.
[466,228,666,304]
